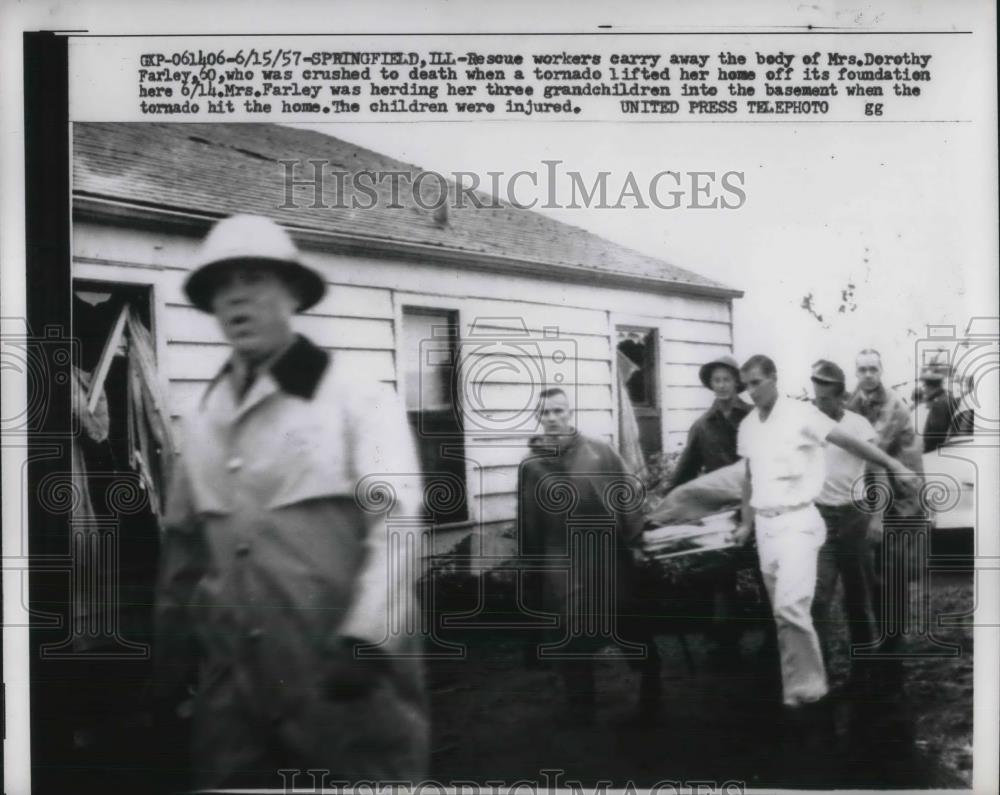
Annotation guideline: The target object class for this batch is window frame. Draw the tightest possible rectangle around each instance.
[611,314,669,457]
[395,294,472,529]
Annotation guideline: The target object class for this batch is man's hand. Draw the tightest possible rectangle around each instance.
[887,460,920,495]
[731,522,754,547]
[629,545,650,567]
[323,637,391,701]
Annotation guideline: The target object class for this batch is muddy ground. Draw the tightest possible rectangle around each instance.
[36,564,974,792]
[427,570,974,790]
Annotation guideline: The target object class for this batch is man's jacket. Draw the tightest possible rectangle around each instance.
[846,383,924,518]
[921,388,960,453]
[155,335,428,784]
[670,398,753,490]
[518,432,645,650]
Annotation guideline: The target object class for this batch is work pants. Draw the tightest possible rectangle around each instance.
[755,504,828,707]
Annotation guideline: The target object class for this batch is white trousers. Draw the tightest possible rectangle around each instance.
[755,504,829,707]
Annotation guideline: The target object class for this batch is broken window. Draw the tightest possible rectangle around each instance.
[69,281,176,660]
[616,326,663,458]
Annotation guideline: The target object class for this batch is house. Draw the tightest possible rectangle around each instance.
[71,122,743,560]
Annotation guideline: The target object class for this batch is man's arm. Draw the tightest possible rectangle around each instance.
[732,459,754,545]
[827,425,915,480]
[668,425,703,492]
[340,381,424,654]
[603,443,646,547]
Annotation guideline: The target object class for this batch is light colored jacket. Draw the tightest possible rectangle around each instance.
[155,335,428,785]
[846,383,924,518]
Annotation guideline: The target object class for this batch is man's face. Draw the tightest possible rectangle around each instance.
[709,367,738,401]
[856,353,883,393]
[741,365,778,409]
[812,380,844,419]
[921,378,943,397]
[537,392,573,436]
[209,263,298,363]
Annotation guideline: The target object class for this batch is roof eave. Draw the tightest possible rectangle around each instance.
[73,194,744,300]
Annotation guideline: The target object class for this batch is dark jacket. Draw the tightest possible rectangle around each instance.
[921,388,960,453]
[670,398,753,490]
[518,431,644,650]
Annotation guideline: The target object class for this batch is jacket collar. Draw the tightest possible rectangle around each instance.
[269,334,330,400]
[708,397,752,422]
[206,334,330,408]
[528,428,583,458]
[852,383,886,408]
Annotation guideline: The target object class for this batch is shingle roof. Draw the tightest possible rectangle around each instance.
[73,122,739,296]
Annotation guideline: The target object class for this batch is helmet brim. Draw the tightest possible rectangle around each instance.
[698,361,745,392]
[183,257,326,313]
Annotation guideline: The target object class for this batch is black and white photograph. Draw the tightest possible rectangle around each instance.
[2,2,998,794]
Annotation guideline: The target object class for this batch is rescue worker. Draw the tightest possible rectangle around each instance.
[154,215,428,789]
[846,349,926,697]
[671,354,752,485]
[669,354,754,668]
[808,360,878,690]
[519,388,661,726]
[918,364,960,453]
[732,355,915,726]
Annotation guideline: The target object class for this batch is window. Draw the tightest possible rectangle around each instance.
[616,325,662,457]
[70,279,164,654]
[617,327,658,407]
[402,307,468,524]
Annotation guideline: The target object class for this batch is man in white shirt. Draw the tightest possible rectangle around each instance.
[732,355,914,713]
[809,360,878,691]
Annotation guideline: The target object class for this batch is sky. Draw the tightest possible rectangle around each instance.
[292,117,996,397]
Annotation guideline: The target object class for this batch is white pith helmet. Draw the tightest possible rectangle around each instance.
[183,214,326,313]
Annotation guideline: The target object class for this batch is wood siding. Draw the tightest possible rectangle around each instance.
[73,219,734,555]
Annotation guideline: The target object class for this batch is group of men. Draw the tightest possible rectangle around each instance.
[155,213,942,787]
[518,348,931,734]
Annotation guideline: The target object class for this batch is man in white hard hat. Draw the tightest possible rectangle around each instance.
[155,215,428,788]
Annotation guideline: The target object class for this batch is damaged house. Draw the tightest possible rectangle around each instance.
[71,122,743,574]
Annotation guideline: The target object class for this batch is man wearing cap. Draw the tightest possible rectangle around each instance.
[918,364,960,453]
[670,354,754,667]
[154,215,428,788]
[809,360,878,690]
[671,355,752,487]
[846,349,925,695]
[731,355,915,718]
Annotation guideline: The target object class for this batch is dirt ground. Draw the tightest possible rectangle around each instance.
[36,564,974,793]
[427,570,975,790]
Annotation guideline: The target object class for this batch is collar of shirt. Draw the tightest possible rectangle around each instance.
[708,397,752,424]
[851,383,886,410]
[756,392,788,423]
[528,428,583,461]
[211,334,330,404]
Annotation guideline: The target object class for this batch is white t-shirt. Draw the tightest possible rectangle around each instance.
[816,409,877,507]
[737,395,837,511]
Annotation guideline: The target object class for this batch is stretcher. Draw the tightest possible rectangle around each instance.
[639,509,756,587]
